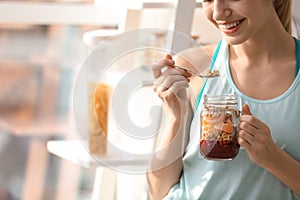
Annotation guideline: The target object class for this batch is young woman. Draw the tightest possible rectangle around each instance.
[148,0,300,199]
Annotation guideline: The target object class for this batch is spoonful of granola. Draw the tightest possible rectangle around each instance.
[175,65,220,78]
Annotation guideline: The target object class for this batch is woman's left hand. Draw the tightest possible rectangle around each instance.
[238,104,278,168]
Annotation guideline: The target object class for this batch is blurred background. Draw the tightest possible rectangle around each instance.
[0,6,100,200]
[1,0,299,199]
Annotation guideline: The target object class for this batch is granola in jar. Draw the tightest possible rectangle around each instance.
[200,94,240,160]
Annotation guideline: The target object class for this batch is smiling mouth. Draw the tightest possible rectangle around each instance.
[219,19,244,30]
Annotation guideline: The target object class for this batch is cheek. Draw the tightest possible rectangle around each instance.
[202,8,218,29]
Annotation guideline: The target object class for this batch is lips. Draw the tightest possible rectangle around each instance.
[219,19,244,32]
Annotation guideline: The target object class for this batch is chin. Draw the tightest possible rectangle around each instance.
[223,35,247,46]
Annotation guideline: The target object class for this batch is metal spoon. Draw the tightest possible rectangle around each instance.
[175,65,220,78]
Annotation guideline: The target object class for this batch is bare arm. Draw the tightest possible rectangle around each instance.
[147,45,216,199]
[147,114,192,199]
[147,54,193,199]
[266,146,300,196]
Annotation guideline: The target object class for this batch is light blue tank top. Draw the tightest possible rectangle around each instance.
[164,38,300,200]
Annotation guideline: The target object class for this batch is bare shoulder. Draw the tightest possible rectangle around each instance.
[203,43,218,59]
[174,43,219,73]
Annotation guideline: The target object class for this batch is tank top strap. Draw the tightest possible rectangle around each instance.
[294,37,300,77]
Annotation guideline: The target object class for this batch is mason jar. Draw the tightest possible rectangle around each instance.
[200,94,240,160]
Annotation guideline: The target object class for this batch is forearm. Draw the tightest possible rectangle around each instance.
[265,146,300,196]
[147,111,192,200]
[147,156,183,200]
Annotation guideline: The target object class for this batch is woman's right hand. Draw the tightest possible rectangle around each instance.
[151,54,192,119]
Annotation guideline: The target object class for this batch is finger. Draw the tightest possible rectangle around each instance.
[239,121,257,136]
[161,66,192,80]
[238,129,255,144]
[153,67,190,87]
[153,77,173,94]
[155,74,188,88]
[157,81,188,101]
[165,54,172,59]
[240,104,263,129]
[155,85,169,97]
[174,67,192,78]
[238,133,251,148]
[153,83,167,94]
[242,104,252,115]
[240,115,266,130]
[153,74,189,96]
[164,67,191,80]
[168,80,190,95]
[154,77,190,99]
[151,59,175,78]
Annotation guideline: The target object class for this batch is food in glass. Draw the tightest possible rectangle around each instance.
[88,82,111,155]
[200,95,240,160]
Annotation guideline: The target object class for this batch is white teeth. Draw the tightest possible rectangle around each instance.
[220,20,241,29]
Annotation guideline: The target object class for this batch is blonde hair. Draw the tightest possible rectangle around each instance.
[273,0,292,34]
